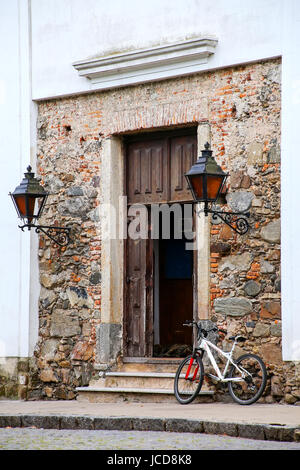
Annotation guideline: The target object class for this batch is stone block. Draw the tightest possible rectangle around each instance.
[165,419,203,433]
[226,190,254,212]
[94,417,132,431]
[252,323,270,338]
[271,375,284,397]
[210,242,231,255]
[40,369,59,383]
[244,280,261,297]
[71,341,94,361]
[260,301,281,319]
[21,415,60,429]
[247,142,265,165]
[60,415,95,430]
[66,287,93,309]
[214,297,253,316]
[58,196,92,220]
[219,252,252,272]
[260,260,275,274]
[60,415,78,429]
[50,309,81,337]
[96,323,122,364]
[261,343,282,364]
[260,219,281,243]
[0,415,21,428]
[40,339,59,361]
[267,145,280,163]
[270,322,282,337]
[203,421,238,437]
[237,423,265,440]
[132,417,165,432]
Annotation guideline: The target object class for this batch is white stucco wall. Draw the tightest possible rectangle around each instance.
[1,0,299,360]
[31,0,284,99]
[0,0,38,359]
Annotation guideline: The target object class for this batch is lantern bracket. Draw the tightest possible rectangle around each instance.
[19,223,71,247]
[196,202,250,235]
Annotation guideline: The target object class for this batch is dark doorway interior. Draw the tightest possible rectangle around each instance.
[153,211,193,357]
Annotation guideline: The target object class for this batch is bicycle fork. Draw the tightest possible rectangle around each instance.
[185,356,199,381]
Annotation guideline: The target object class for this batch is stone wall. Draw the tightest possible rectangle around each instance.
[19,56,299,404]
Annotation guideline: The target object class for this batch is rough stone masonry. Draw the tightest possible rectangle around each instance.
[2,57,298,404]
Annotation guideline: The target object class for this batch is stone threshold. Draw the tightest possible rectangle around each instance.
[76,386,214,396]
[100,371,178,378]
[122,357,183,364]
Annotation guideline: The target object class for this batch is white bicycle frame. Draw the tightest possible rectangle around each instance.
[198,336,249,383]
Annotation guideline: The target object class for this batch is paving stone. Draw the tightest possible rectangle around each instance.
[93,417,132,431]
[21,414,60,429]
[165,419,203,433]
[132,417,165,432]
[0,415,21,428]
[237,423,265,440]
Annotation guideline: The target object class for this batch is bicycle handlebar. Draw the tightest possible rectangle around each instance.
[183,320,227,337]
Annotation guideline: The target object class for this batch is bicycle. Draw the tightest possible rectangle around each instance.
[174,320,267,405]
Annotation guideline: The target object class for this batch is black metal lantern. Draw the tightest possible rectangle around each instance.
[185,142,228,205]
[185,143,250,235]
[10,166,48,225]
[10,165,70,246]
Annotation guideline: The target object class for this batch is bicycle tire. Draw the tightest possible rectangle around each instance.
[228,353,267,405]
[174,355,204,404]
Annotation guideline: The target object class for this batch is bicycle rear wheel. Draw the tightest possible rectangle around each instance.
[228,353,267,405]
[174,355,204,404]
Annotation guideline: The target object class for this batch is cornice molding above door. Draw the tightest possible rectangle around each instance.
[73,37,218,91]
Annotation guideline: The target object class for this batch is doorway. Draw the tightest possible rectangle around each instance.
[124,129,197,358]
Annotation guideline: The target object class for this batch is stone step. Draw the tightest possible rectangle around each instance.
[92,371,214,390]
[76,386,215,404]
[77,368,215,403]
[78,358,215,403]
[95,359,183,374]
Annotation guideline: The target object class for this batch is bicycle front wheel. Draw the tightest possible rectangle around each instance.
[228,353,267,405]
[174,355,204,404]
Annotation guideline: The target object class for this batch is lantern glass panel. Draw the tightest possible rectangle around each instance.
[14,195,35,219]
[189,174,204,200]
[13,194,46,223]
[206,175,224,201]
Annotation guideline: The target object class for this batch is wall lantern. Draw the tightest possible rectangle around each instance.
[9,165,70,246]
[185,143,250,235]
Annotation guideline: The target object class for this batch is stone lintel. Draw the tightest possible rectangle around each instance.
[73,37,218,90]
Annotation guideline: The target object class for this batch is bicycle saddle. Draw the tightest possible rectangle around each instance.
[229,335,246,342]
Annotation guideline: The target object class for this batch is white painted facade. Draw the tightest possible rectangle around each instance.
[0,0,299,360]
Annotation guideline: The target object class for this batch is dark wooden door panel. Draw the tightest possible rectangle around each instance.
[127,140,168,204]
[125,237,147,357]
[170,136,197,202]
[124,218,153,357]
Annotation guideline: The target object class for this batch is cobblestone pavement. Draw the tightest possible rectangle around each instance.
[0,428,300,450]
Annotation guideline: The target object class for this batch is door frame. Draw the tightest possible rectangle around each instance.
[97,123,211,367]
